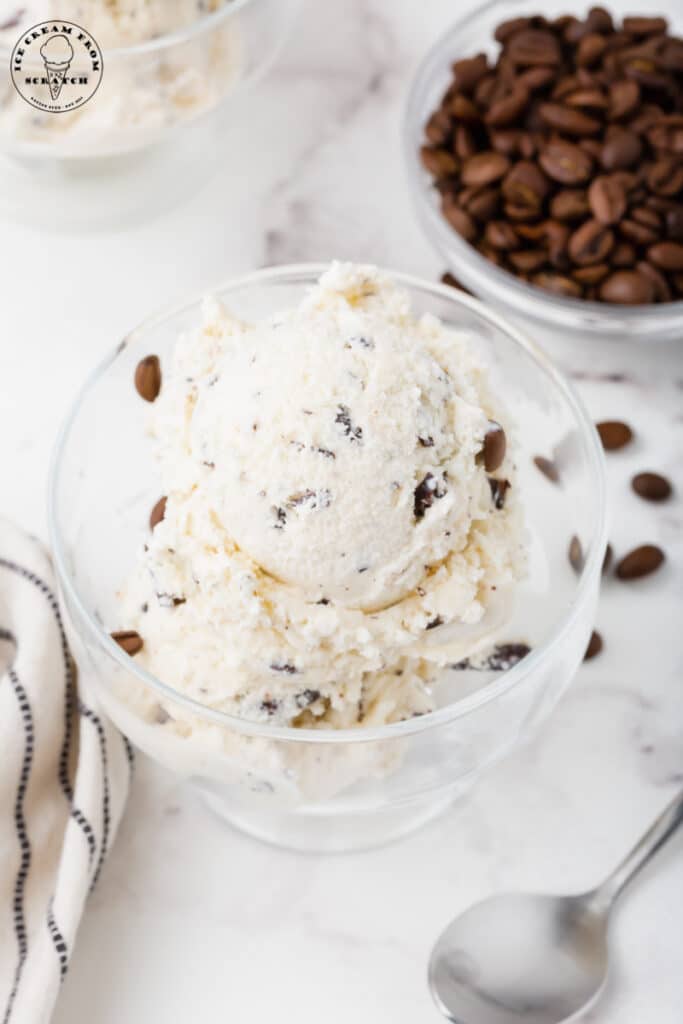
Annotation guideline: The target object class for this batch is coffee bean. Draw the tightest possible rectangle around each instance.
[665,207,683,240]
[602,129,642,170]
[607,79,640,120]
[420,146,459,179]
[441,271,473,294]
[452,53,489,94]
[485,221,519,249]
[602,543,613,574]
[533,455,560,482]
[442,196,477,241]
[518,66,557,90]
[481,421,507,472]
[425,110,452,146]
[135,355,161,402]
[647,159,683,198]
[584,630,603,660]
[485,86,530,127]
[450,93,481,122]
[616,544,665,580]
[636,261,672,301]
[632,471,672,501]
[488,477,511,509]
[565,87,608,110]
[462,151,511,186]
[611,241,637,266]
[422,10,683,307]
[510,249,548,272]
[569,219,614,265]
[588,176,627,225]
[454,123,477,159]
[531,272,582,297]
[622,16,668,36]
[507,29,562,66]
[539,102,601,135]
[578,32,608,67]
[619,219,659,246]
[600,269,655,303]
[539,140,593,184]
[568,535,584,572]
[150,496,167,530]
[647,241,683,271]
[596,420,633,450]
[551,189,590,220]
[111,630,144,656]
[573,263,610,284]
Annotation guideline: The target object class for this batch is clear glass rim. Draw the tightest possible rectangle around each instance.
[0,0,257,59]
[403,0,683,333]
[47,263,607,745]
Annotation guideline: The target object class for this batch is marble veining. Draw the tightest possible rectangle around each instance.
[0,0,680,1021]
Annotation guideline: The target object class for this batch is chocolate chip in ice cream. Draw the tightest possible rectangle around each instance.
[269,662,299,674]
[135,355,161,402]
[111,630,143,656]
[335,404,363,442]
[414,473,447,519]
[425,615,444,630]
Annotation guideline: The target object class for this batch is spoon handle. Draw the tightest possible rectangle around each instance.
[593,789,683,909]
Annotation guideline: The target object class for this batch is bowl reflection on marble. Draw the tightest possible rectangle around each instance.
[48,265,607,853]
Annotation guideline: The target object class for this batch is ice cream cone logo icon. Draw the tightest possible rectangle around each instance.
[40,35,74,101]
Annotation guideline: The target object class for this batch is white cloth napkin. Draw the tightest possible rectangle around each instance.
[0,519,131,1023]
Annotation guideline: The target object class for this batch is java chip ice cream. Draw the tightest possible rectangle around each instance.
[119,264,527,731]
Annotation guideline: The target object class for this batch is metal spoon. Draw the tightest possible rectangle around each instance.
[429,790,683,1024]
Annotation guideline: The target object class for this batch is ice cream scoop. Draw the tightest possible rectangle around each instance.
[120,264,526,728]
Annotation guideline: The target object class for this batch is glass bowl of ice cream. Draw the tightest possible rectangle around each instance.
[0,0,299,225]
[49,263,607,852]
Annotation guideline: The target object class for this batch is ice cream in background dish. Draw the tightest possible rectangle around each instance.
[120,263,527,732]
[0,0,240,155]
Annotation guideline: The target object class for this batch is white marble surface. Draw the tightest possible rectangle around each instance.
[1,1,682,1021]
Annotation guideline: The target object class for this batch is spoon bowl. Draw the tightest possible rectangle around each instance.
[429,790,683,1024]
[429,892,608,1024]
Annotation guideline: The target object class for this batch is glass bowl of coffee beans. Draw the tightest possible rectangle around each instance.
[405,1,683,341]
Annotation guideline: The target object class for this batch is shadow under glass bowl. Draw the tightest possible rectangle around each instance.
[404,0,683,344]
[48,264,607,853]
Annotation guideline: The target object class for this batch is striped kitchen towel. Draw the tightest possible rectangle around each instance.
[0,519,131,1023]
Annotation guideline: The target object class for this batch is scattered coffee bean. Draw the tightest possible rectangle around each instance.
[134,355,161,402]
[568,534,584,572]
[480,421,507,472]
[150,496,167,530]
[596,420,633,450]
[616,543,665,579]
[602,543,613,574]
[441,271,473,294]
[421,12,683,304]
[631,471,673,502]
[111,630,143,656]
[533,454,560,482]
[584,630,603,660]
